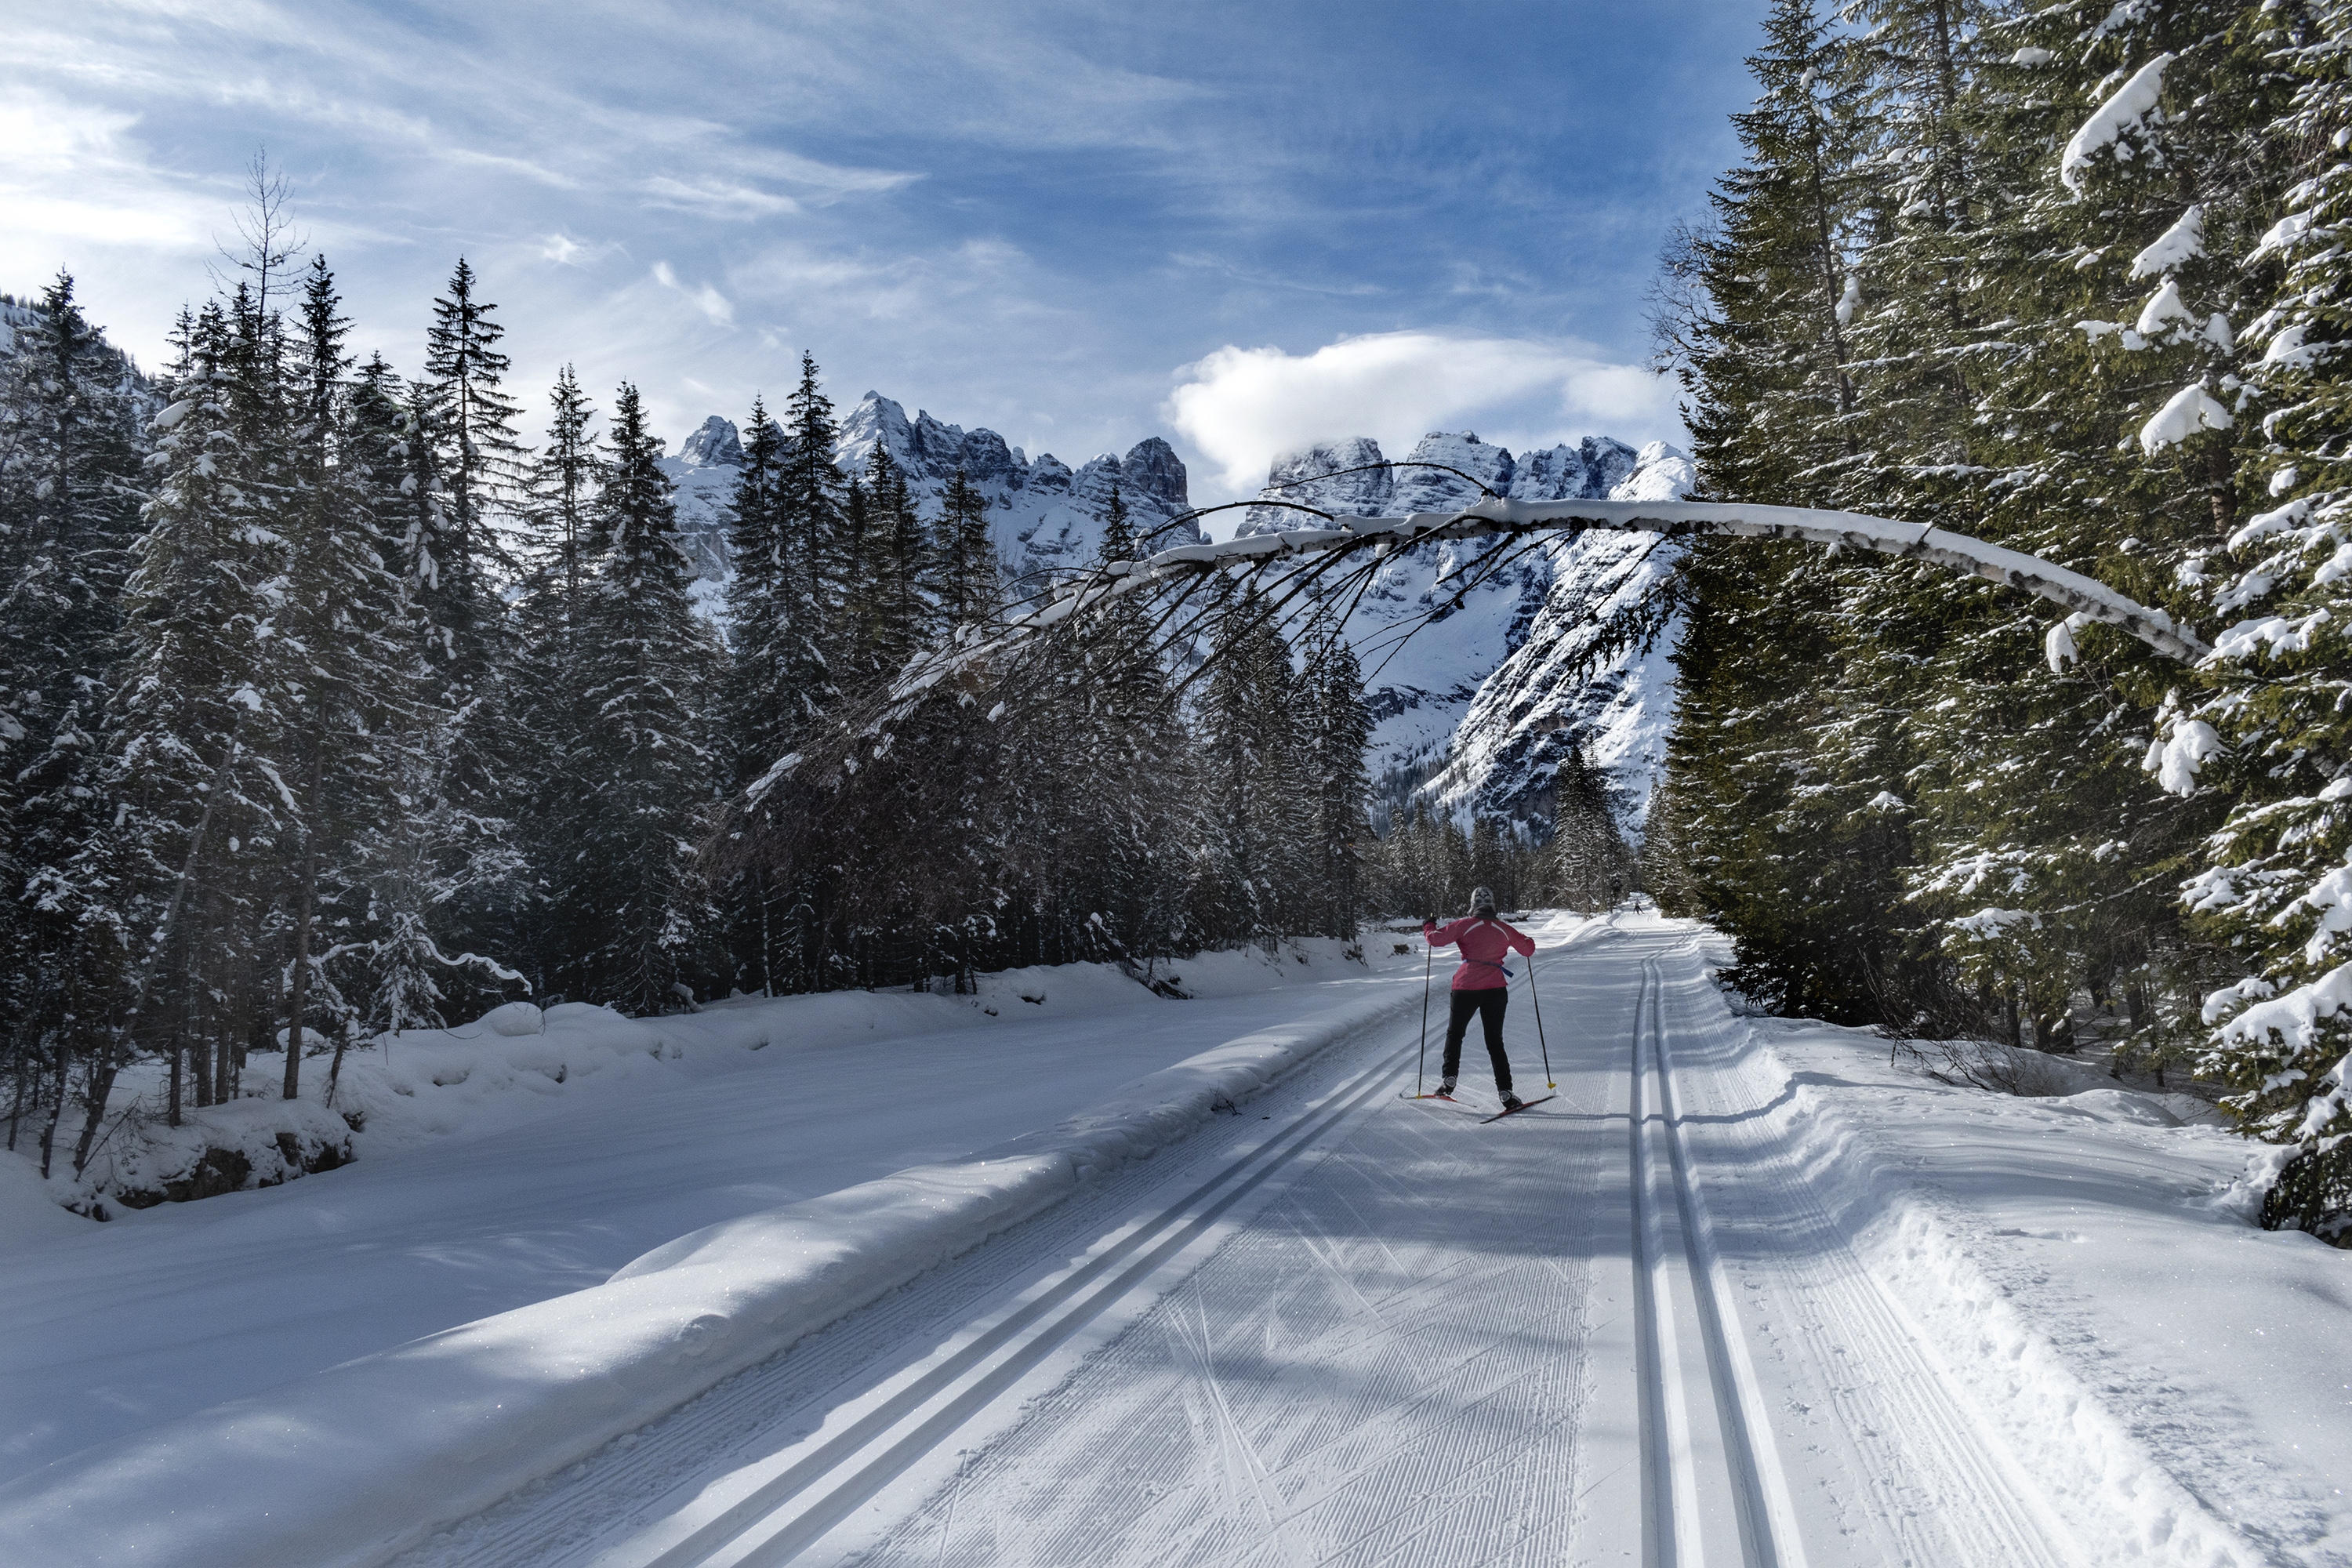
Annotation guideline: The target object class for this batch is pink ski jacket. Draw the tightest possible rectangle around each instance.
[1421,916,1536,990]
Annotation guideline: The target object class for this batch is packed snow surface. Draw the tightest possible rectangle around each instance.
[3,915,2344,1568]
[0,945,1401,1489]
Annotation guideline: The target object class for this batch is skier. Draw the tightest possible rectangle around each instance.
[1422,887,1537,1109]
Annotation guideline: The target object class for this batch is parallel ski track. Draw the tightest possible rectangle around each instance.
[858,964,1600,1566]
[401,1008,1419,1568]
[574,1029,1421,1568]
[1630,954,1800,1568]
[1639,945,2078,1568]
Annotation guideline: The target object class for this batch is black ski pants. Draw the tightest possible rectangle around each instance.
[1443,988,1513,1094]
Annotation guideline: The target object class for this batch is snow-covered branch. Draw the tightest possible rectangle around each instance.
[895,498,2209,701]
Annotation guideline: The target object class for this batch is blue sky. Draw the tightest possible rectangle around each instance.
[6,0,1761,503]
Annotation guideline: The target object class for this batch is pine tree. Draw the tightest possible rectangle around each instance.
[865,444,938,681]
[1303,614,1371,938]
[96,300,281,1133]
[268,256,412,1099]
[0,274,149,1161]
[939,466,999,627]
[778,352,844,724]
[419,258,524,671]
[526,365,601,607]
[412,258,528,993]
[1199,593,1301,948]
[1668,0,1916,1021]
[551,384,716,1011]
[2169,0,2352,1238]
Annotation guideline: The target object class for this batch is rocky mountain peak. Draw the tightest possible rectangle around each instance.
[677,416,743,469]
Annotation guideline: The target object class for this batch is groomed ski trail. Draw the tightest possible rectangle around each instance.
[406,915,2260,1568]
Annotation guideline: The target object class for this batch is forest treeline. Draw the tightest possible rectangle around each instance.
[1644,0,2352,1235]
[0,214,1635,1186]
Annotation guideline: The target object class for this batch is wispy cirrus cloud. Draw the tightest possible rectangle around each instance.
[5,0,1753,481]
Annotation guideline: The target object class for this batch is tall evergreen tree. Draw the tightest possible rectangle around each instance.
[939,466,998,627]
[550,384,716,1011]
[96,301,280,1133]
[0,275,148,1162]
[2166,0,2352,1236]
[778,352,845,724]
[268,256,412,1098]
[1304,612,1371,939]
[412,258,528,991]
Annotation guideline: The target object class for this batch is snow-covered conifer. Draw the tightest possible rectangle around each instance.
[546,383,716,1011]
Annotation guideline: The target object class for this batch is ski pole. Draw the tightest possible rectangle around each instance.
[1528,939,1554,1089]
[1417,931,1432,1095]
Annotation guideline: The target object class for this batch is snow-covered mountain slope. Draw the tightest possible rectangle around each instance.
[1240,431,1694,837]
[657,416,746,581]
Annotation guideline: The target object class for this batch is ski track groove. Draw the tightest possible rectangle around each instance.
[396,1015,1419,1568]
[1639,944,2078,1568]
[855,989,1596,1568]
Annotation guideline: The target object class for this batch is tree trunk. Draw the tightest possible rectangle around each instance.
[71,1038,120,1178]
[38,1047,68,1180]
[284,749,325,1102]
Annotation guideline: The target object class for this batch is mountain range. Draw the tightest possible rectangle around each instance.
[655,395,1690,839]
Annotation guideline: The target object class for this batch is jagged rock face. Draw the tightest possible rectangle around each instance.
[660,397,1203,592]
[834,394,1202,586]
[1242,437,1392,533]
[655,396,1690,840]
[679,415,742,467]
[1238,430,1694,840]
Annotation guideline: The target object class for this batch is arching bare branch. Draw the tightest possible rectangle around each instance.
[898,497,2208,707]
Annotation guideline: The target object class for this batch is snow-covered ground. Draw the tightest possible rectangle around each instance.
[0,942,1406,1490]
[3,916,2345,1568]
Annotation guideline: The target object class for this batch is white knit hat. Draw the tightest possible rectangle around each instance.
[1470,885,1497,914]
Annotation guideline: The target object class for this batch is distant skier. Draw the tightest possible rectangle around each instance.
[1422,887,1537,1109]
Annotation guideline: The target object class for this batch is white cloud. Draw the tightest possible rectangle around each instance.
[1165,331,1682,500]
[642,176,801,220]
[651,261,734,327]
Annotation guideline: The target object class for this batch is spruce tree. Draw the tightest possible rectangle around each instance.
[551,384,716,1011]
[1304,614,1371,939]
[940,466,999,627]
[2169,0,2352,1237]
[269,256,412,1098]
[98,300,280,1128]
[413,258,528,994]
[0,274,148,1160]
[777,352,844,724]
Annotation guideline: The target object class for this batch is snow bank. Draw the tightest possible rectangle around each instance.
[0,1152,85,1256]
[41,945,1373,1221]
[1690,953,2303,1568]
[0,975,1417,1568]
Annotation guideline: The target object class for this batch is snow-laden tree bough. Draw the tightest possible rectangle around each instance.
[879,497,2207,715]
